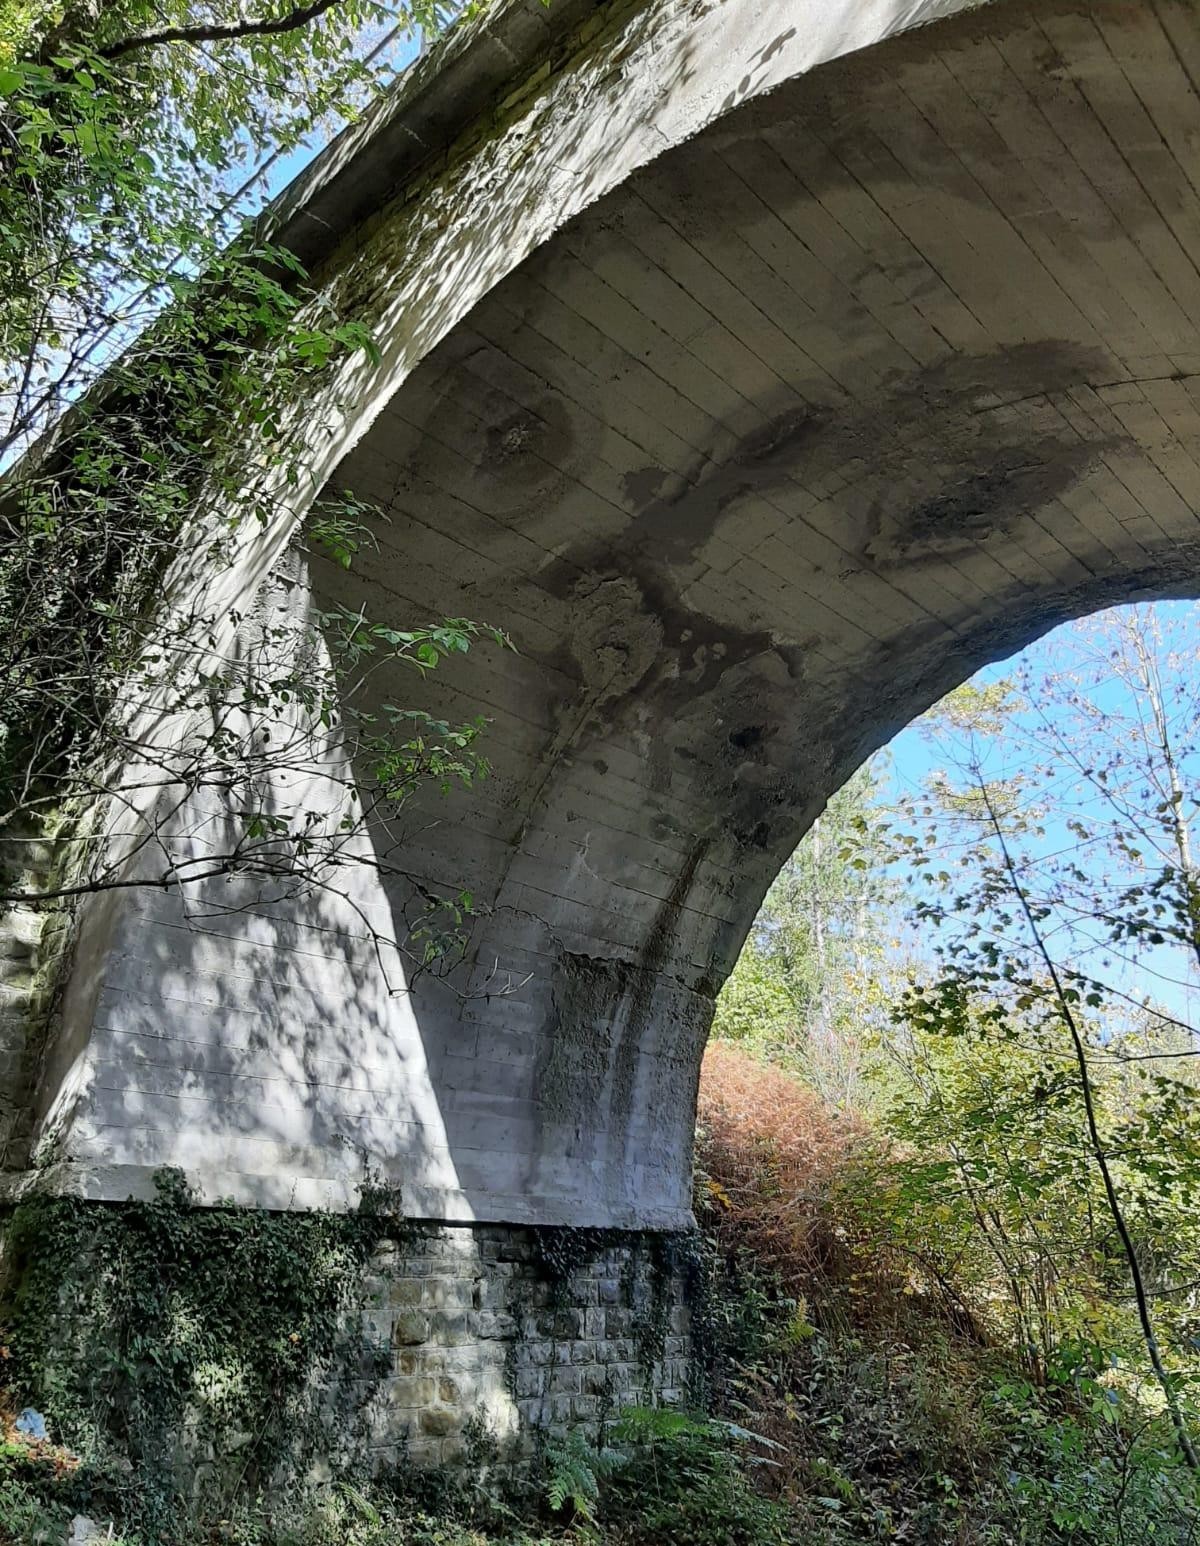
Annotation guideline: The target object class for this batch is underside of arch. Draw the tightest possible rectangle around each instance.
[20,0,1200,1225]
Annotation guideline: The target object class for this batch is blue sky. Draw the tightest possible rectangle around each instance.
[880,600,1200,1037]
[234,22,426,211]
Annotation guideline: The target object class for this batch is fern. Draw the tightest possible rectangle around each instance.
[545,1429,622,1523]
[337,1481,382,1525]
[612,1405,709,1444]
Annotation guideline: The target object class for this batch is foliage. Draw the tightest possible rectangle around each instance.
[0,1168,401,1541]
[535,1406,787,1546]
[694,1041,1200,1544]
[883,605,1200,1466]
[0,0,521,1004]
[709,940,796,1056]
[0,0,465,458]
[712,763,896,1103]
[6,1034,1199,1544]
[0,1477,71,1546]
[542,1429,613,1524]
[696,1042,865,1293]
[600,1407,788,1546]
[874,991,1116,1377]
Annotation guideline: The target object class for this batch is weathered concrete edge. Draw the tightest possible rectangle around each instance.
[266,0,602,271]
[0,1162,696,1228]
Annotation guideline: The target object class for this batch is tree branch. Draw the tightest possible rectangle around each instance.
[99,0,347,61]
[978,774,1199,1470]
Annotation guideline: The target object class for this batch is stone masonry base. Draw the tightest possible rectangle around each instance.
[355,1223,698,1471]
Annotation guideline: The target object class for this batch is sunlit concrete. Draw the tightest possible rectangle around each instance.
[16,0,1200,1226]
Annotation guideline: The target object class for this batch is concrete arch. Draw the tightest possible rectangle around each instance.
[22,0,1200,1227]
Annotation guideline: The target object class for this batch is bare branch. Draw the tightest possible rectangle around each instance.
[98,0,348,61]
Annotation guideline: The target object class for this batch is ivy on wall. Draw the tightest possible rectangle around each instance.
[0,1170,403,1540]
[527,1225,705,1404]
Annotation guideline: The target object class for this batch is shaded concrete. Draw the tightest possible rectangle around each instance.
[13,0,1200,1226]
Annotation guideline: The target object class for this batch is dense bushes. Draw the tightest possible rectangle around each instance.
[696,1042,867,1292]
[695,1043,1200,1545]
[0,1170,398,1543]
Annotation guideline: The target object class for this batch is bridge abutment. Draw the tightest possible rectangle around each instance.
[0,1188,699,1506]
[357,1221,698,1470]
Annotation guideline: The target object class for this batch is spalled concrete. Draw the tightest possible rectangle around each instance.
[11,0,1200,1227]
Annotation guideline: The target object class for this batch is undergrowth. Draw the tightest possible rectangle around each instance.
[694,1042,1200,1544]
[2,1049,1198,1543]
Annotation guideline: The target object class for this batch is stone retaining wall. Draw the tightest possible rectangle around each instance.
[0,829,61,1175]
[354,1223,697,1470]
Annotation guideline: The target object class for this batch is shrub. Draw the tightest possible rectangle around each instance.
[694,1043,1200,1544]
[697,1042,871,1295]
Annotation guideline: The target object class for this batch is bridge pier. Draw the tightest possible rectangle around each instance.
[0,1194,698,1497]
[8,0,1200,1510]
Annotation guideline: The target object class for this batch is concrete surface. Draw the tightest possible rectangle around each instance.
[13,0,1200,1226]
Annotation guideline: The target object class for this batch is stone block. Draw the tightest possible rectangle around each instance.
[385,1376,438,1408]
[432,1312,472,1347]
[423,1276,476,1310]
[549,1309,583,1339]
[582,1366,610,1396]
[514,1367,546,1399]
[475,1275,507,1309]
[405,1438,444,1468]
[363,1403,414,1447]
[475,1311,516,1340]
[392,1311,431,1346]
[549,1366,581,1395]
[420,1405,462,1436]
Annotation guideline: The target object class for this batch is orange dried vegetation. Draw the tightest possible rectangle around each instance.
[696,1042,872,1294]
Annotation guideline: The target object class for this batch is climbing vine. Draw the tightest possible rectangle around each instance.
[527,1225,702,1407]
[0,1170,407,1540]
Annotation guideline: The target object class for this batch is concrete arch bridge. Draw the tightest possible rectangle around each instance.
[8,0,1200,1453]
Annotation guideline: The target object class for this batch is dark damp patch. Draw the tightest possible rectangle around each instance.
[622,408,825,565]
[622,464,670,508]
[863,435,1106,571]
[731,819,771,851]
